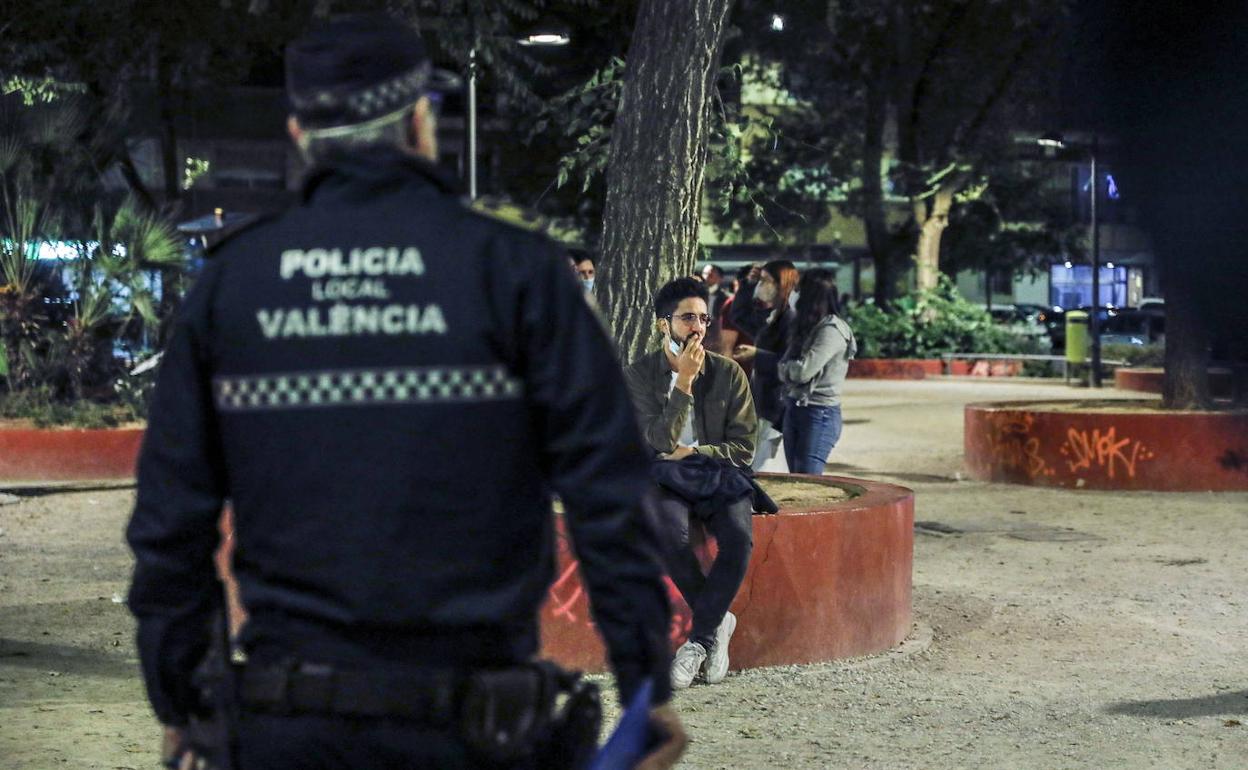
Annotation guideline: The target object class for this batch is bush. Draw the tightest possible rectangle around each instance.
[845,277,1039,359]
[0,386,143,429]
[1103,342,1165,368]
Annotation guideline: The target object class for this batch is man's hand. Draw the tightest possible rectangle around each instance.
[673,334,704,394]
[160,726,197,770]
[661,445,697,461]
[637,705,688,770]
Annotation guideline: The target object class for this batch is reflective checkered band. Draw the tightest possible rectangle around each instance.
[213,365,522,412]
[291,62,431,124]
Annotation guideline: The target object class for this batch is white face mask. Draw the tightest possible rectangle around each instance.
[756,281,777,304]
[788,290,800,311]
[668,337,683,356]
[581,278,595,293]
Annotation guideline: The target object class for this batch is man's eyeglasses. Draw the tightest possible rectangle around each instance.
[667,312,711,325]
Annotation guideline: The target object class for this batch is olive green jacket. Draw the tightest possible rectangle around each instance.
[623,348,757,468]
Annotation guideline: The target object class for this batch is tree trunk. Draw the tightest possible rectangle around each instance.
[862,81,895,307]
[912,185,954,292]
[599,0,734,364]
[155,52,182,214]
[1161,249,1211,409]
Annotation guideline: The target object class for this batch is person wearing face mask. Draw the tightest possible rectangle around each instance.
[779,268,857,475]
[624,278,758,691]
[573,252,596,295]
[729,260,799,470]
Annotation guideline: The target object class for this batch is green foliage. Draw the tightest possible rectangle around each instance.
[536,55,624,198]
[1,75,85,106]
[845,277,1037,359]
[728,0,1073,303]
[0,94,184,422]
[0,387,144,429]
[940,160,1085,278]
[1103,343,1165,368]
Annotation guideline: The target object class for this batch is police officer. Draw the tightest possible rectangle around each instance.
[126,14,686,769]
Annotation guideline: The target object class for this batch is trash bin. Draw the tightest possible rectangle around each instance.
[1065,310,1089,364]
[1064,310,1089,384]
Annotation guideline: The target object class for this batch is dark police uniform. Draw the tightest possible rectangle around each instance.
[125,17,672,768]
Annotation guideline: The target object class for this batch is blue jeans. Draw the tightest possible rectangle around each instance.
[782,401,842,475]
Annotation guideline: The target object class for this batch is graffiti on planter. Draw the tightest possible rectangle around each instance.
[1060,426,1155,479]
[547,529,692,645]
[986,412,1052,478]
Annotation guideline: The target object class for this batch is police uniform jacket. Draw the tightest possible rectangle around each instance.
[126,146,672,726]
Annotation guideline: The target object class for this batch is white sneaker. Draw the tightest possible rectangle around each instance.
[670,641,708,690]
[703,611,737,684]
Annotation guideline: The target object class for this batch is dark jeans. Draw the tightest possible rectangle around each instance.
[652,489,753,650]
[236,710,536,769]
[782,401,843,475]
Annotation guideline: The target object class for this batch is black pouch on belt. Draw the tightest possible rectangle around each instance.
[459,661,601,768]
[534,664,602,770]
[459,663,555,764]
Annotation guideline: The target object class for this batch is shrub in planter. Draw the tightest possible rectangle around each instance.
[1103,342,1165,368]
[2,102,184,426]
[845,277,1037,360]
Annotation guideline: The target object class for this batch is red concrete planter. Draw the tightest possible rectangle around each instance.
[1115,367,1233,398]
[214,476,915,672]
[965,400,1248,491]
[538,474,915,672]
[0,425,144,481]
[849,358,939,379]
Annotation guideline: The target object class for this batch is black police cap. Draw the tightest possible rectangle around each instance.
[285,14,459,129]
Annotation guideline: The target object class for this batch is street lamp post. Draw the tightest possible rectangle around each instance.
[464,23,571,200]
[1038,131,1103,387]
[1088,134,1102,388]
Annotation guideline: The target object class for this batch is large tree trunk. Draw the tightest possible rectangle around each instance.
[1161,248,1211,409]
[912,185,954,292]
[861,81,895,307]
[155,51,182,215]
[599,0,735,364]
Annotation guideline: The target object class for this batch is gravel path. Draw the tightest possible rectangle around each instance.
[3,378,1246,768]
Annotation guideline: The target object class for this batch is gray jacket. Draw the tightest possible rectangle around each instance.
[779,315,856,407]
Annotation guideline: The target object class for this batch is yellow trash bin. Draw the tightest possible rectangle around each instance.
[1065,310,1089,365]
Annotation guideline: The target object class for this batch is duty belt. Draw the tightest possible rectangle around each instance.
[239,661,459,722]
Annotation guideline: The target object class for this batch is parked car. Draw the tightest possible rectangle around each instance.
[1098,307,1165,346]
[985,304,1060,351]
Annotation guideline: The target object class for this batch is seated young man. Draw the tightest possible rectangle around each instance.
[624,278,758,689]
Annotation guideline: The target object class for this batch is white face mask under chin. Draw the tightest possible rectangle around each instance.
[668,337,683,356]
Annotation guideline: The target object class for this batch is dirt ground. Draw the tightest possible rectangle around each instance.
[3,378,1247,769]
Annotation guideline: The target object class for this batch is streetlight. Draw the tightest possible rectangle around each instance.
[466,21,571,199]
[1038,131,1104,387]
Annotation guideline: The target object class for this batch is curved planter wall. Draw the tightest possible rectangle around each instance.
[214,476,915,671]
[538,474,915,672]
[1115,367,1233,398]
[965,401,1248,491]
[848,359,939,380]
[0,427,144,481]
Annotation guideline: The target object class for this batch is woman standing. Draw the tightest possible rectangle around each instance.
[730,260,799,470]
[778,269,856,475]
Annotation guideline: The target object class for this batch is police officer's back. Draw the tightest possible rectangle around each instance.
[126,15,685,769]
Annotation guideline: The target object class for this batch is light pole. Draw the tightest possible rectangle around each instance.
[465,23,571,199]
[1038,131,1103,387]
